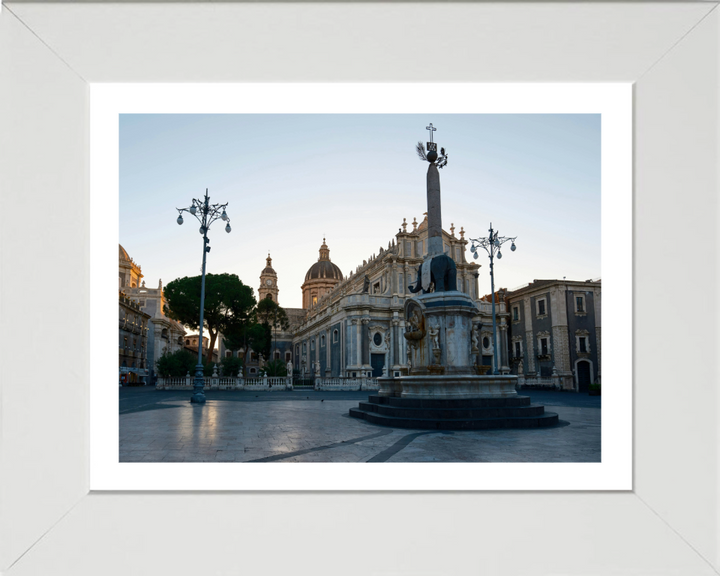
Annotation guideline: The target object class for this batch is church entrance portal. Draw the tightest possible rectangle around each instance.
[370,354,385,378]
[577,361,591,392]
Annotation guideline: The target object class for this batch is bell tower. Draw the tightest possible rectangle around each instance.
[259,253,279,303]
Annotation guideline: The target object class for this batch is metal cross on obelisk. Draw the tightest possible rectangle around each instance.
[426,123,437,150]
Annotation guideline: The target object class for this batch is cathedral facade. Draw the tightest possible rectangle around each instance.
[289,215,494,379]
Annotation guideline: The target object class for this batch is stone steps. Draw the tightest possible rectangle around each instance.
[369,395,532,409]
[357,401,546,420]
[349,394,559,430]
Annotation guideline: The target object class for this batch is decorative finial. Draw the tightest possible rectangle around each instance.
[450,223,455,237]
[459,227,465,240]
[402,218,407,233]
[412,217,417,231]
[415,123,449,168]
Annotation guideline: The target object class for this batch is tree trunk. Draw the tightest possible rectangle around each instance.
[206,329,218,366]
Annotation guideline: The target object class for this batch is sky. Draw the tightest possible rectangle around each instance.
[120,114,600,310]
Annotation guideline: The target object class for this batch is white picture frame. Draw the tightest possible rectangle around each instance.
[1,3,718,575]
[91,82,631,492]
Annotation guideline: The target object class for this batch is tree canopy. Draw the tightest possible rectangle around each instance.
[164,273,256,365]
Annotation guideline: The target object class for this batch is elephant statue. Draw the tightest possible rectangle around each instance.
[408,254,457,294]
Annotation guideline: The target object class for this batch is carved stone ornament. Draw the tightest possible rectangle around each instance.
[403,302,426,343]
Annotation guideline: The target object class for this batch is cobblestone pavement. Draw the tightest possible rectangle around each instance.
[119,388,601,463]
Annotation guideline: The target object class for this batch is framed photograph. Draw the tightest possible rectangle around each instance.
[94,83,630,492]
[2,2,718,575]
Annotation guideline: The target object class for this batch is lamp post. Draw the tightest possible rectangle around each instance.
[176,188,231,404]
[469,223,517,375]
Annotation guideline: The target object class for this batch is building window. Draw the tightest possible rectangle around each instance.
[312,296,318,306]
[226,350,231,358]
[482,336,490,349]
[512,306,520,322]
[333,329,339,343]
[186,339,190,345]
[311,340,315,350]
[541,338,548,356]
[575,294,586,314]
[579,337,587,353]
[373,332,382,346]
[285,352,292,362]
[321,334,325,347]
[514,341,522,358]
[373,282,381,294]
[536,297,547,317]
[274,351,281,360]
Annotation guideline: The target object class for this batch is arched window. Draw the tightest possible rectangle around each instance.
[274,351,281,360]
[333,329,339,343]
[161,328,168,339]
[186,339,190,345]
[320,334,325,347]
[285,351,292,362]
[226,350,232,358]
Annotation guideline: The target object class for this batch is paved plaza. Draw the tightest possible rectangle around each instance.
[119,388,601,463]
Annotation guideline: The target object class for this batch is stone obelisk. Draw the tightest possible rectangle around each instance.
[426,163,443,257]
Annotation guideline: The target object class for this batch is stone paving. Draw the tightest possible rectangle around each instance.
[119,388,601,463]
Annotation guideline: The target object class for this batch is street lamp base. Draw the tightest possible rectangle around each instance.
[190,392,206,404]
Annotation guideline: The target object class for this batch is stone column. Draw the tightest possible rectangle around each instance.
[361,318,370,372]
[392,319,399,371]
[500,322,509,373]
[523,297,536,375]
[354,319,361,368]
[550,286,571,375]
[325,329,331,376]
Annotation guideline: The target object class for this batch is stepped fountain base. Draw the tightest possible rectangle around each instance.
[349,375,559,430]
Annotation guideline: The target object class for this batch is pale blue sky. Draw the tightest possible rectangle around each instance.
[120,114,600,309]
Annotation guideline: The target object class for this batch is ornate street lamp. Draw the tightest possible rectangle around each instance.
[469,224,517,375]
[176,188,231,404]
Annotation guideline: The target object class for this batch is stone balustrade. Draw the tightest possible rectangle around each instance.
[314,377,379,391]
[155,376,380,392]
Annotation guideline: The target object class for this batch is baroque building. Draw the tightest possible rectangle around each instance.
[505,279,601,392]
[120,245,186,383]
[291,215,483,378]
[119,291,151,384]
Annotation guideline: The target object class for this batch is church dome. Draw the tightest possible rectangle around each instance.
[119,244,131,261]
[304,239,342,281]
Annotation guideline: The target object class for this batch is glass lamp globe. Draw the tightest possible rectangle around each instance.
[221,211,228,221]
[199,226,206,235]
[177,214,183,225]
[190,205,197,215]
[497,251,502,259]
[473,252,479,260]
[511,243,517,252]
[225,223,231,233]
